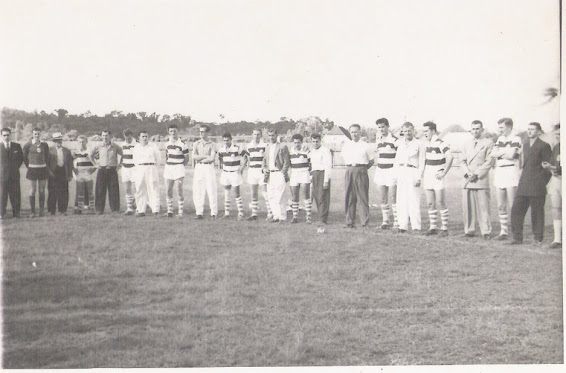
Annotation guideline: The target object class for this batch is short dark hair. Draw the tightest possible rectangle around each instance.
[402,122,414,129]
[123,128,133,136]
[554,123,560,131]
[349,124,361,131]
[311,133,322,140]
[376,118,389,127]
[497,118,513,129]
[101,129,111,135]
[139,130,148,136]
[528,122,542,131]
[267,129,277,135]
[168,124,178,130]
[423,121,437,132]
[222,132,232,139]
[199,124,210,132]
[32,127,41,132]
[471,120,483,127]
[1,127,12,134]
[292,134,304,141]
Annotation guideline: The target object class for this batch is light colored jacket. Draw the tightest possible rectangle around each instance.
[460,137,494,189]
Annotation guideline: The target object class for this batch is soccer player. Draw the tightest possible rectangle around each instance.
[72,135,96,214]
[289,134,312,224]
[421,121,453,236]
[542,124,561,248]
[245,129,271,221]
[262,129,290,223]
[218,132,247,220]
[310,133,332,225]
[393,122,423,233]
[0,127,24,219]
[163,124,189,218]
[489,118,521,240]
[373,118,398,229]
[192,124,218,220]
[121,129,137,215]
[90,130,123,214]
[132,130,161,217]
[23,127,50,217]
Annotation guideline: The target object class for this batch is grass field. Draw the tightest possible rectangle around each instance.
[1,166,563,368]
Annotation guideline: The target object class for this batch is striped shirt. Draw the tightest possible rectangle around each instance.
[121,140,137,168]
[73,149,95,171]
[494,134,521,167]
[218,144,245,172]
[165,138,189,165]
[376,133,398,169]
[425,135,450,167]
[289,145,311,171]
[246,140,267,168]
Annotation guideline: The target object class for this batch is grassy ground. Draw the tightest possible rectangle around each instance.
[1,167,563,367]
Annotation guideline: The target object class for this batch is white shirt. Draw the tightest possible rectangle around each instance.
[394,138,420,169]
[56,146,64,167]
[341,140,374,165]
[310,145,332,183]
[132,143,162,166]
[268,143,277,171]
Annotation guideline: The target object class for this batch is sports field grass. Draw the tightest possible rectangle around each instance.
[1,167,563,367]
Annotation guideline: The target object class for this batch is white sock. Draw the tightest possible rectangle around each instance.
[554,219,562,243]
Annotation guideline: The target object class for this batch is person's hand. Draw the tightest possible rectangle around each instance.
[541,161,551,169]
[284,174,290,183]
[414,179,421,187]
[468,174,479,183]
[435,170,445,180]
[323,181,329,190]
[67,177,73,182]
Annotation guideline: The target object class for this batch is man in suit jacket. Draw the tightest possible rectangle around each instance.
[0,128,24,218]
[460,121,494,240]
[510,122,552,245]
[47,132,73,215]
[262,129,290,222]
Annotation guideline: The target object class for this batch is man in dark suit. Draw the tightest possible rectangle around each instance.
[262,129,290,222]
[0,128,24,218]
[510,122,552,245]
[47,132,74,215]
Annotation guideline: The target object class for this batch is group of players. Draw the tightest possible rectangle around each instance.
[0,118,561,248]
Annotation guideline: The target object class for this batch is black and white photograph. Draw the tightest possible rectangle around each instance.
[0,0,563,371]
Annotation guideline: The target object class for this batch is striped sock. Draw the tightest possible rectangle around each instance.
[381,204,390,224]
[166,197,173,213]
[292,201,299,219]
[126,193,134,211]
[263,191,272,217]
[428,210,438,230]
[251,199,259,216]
[178,199,184,216]
[304,199,312,220]
[440,209,449,230]
[224,190,231,215]
[236,196,244,216]
[88,198,95,211]
[499,213,508,235]
[392,204,399,228]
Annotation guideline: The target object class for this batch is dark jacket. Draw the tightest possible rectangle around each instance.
[48,146,74,181]
[0,141,23,182]
[262,143,291,182]
[517,138,552,196]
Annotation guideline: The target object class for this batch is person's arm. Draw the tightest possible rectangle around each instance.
[116,145,123,168]
[182,142,190,166]
[22,143,30,168]
[460,144,471,175]
[192,142,206,162]
[238,149,247,174]
[474,141,494,179]
[15,144,24,169]
[153,144,162,165]
[202,143,216,164]
[437,149,453,179]
[366,143,375,169]
[280,145,291,180]
[89,146,100,168]
[323,148,332,186]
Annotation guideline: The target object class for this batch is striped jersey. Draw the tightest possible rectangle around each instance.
[23,140,49,168]
[246,140,267,168]
[218,144,245,172]
[121,140,137,168]
[376,133,398,169]
[494,134,521,167]
[289,145,311,172]
[73,148,95,171]
[165,138,189,165]
[425,135,450,168]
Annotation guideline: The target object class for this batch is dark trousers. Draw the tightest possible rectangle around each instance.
[345,166,369,226]
[511,194,546,242]
[1,173,21,217]
[47,167,69,214]
[95,167,120,213]
[312,170,331,223]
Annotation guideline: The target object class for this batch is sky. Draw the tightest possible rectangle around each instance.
[0,0,560,131]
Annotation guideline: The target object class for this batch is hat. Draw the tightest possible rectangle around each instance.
[52,132,63,141]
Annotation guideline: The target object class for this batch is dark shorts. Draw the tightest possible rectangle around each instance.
[26,167,49,181]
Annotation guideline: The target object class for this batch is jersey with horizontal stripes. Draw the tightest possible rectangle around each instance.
[121,140,137,168]
[246,140,267,168]
[494,134,521,167]
[376,133,398,169]
[72,149,95,171]
[165,138,189,165]
[425,136,450,167]
[289,145,311,171]
[218,144,245,172]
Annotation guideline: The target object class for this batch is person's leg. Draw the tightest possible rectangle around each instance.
[530,195,546,243]
[165,179,175,215]
[395,172,409,230]
[37,179,46,216]
[176,178,185,217]
[148,167,160,214]
[59,170,69,213]
[311,171,323,219]
[550,194,562,244]
[29,179,37,215]
[8,173,21,217]
[193,167,205,216]
[321,178,330,224]
[462,188,475,235]
[425,189,437,232]
[355,168,370,227]
[135,171,148,214]
[377,184,390,227]
[302,183,312,222]
[436,189,449,233]
[95,169,106,213]
[344,168,356,226]
[262,183,272,218]
[510,195,529,242]
[410,181,422,231]
[234,185,243,218]
[125,180,135,213]
[47,175,57,214]
[108,169,120,212]
[290,185,300,221]
[205,166,218,217]
[223,185,232,216]
[75,180,84,212]
[249,183,259,217]
[0,179,8,217]
[86,180,94,211]
[389,184,398,229]
[476,189,492,236]
[496,188,509,237]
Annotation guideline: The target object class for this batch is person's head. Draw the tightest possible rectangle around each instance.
[311,133,322,149]
[32,127,41,141]
[267,129,278,144]
[401,122,414,141]
[123,128,133,142]
[139,130,149,145]
[101,130,111,144]
[470,120,484,140]
[349,124,362,142]
[292,133,304,149]
[1,127,11,143]
[375,117,390,137]
[222,132,232,147]
[252,129,262,142]
[52,132,63,147]
[422,121,437,140]
[168,124,178,139]
[199,124,210,140]
[527,122,542,139]
[553,123,560,142]
[77,135,88,149]
[497,118,513,136]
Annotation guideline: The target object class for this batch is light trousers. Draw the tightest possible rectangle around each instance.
[193,163,218,216]
[396,167,421,230]
[134,165,160,213]
[463,188,492,235]
[266,171,286,220]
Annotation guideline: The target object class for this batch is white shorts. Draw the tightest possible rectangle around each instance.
[121,166,136,183]
[220,171,243,187]
[74,170,94,182]
[163,164,186,181]
[423,167,445,191]
[547,175,561,196]
[493,166,519,189]
[373,166,396,187]
[289,170,311,187]
[247,167,265,185]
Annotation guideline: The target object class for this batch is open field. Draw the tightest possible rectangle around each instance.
[1,167,563,367]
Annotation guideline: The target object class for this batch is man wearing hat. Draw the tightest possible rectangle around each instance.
[509,122,552,245]
[47,132,73,215]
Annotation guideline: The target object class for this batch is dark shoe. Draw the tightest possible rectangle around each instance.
[462,233,475,238]
[439,230,449,237]
[494,234,508,241]
[412,229,421,234]
[549,242,562,249]
[237,215,244,221]
[194,215,204,220]
[344,224,356,229]
[219,214,230,220]
[508,240,523,245]
[399,229,407,233]
[211,215,217,221]
[306,217,312,224]
[135,212,146,217]
[153,212,160,218]
[392,227,400,233]
[267,218,280,223]
[483,234,491,241]
[73,209,82,215]
[124,210,134,216]
[425,229,438,236]
[59,212,67,216]
[13,214,20,218]
[163,212,174,218]
[29,212,37,218]
[531,240,543,246]
[290,218,299,224]
[38,211,45,217]
[380,223,390,230]
[96,211,104,215]
[246,215,257,221]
